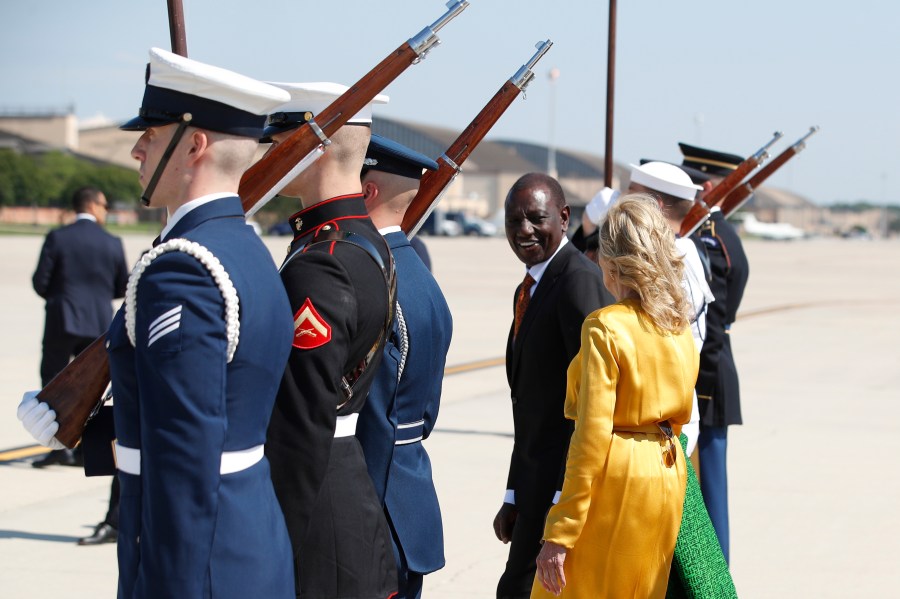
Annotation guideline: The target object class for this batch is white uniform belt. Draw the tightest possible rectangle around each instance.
[114,442,264,476]
[334,413,358,438]
[395,419,425,445]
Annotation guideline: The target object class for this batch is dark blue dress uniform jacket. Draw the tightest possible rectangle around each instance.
[693,209,750,426]
[33,217,128,339]
[106,197,294,599]
[266,194,397,599]
[357,230,453,575]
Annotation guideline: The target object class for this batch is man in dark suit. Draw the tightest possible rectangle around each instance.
[494,173,613,598]
[680,143,751,564]
[356,134,452,599]
[30,185,128,468]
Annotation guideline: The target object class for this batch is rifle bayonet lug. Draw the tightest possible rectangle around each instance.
[794,125,820,151]
[512,40,553,91]
[409,1,469,58]
[753,131,783,162]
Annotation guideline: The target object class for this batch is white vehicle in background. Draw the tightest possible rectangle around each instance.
[734,213,805,240]
[418,210,462,236]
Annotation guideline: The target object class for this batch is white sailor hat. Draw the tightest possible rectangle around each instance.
[121,47,290,138]
[628,161,702,201]
[262,82,389,139]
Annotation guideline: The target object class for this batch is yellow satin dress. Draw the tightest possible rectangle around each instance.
[531,300,699,599]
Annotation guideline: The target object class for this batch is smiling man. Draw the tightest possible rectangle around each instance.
[494,173,613,599]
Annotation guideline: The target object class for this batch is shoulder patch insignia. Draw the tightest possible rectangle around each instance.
[292,298,332,349]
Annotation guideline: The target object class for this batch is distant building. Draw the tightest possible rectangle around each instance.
[4,110,890,237]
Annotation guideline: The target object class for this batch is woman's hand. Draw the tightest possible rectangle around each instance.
[535,540,568,595]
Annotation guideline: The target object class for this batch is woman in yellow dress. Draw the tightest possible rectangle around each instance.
[533,194,699,598]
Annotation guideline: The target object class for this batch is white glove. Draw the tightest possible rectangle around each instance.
[584,187,621,225]
[17,392,65,450]
[682,391,701,457]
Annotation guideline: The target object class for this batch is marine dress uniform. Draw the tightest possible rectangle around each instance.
[108,48,295,599]
[355,135,452,599]
[681,143,751,564]
[266,195,398,599]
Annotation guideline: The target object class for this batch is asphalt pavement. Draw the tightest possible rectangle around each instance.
[1,233,898,598]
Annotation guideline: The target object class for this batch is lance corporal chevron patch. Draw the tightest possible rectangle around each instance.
[292,297,332,349]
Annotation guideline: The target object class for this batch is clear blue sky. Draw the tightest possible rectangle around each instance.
[2,0,898,205]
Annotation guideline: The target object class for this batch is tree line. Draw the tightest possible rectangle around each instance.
[0,149,142,207]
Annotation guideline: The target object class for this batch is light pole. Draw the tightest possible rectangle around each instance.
[547,67,560,179]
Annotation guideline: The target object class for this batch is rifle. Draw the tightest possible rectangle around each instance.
[166,0,188,57]
[38,1,469,448]
[243,0,469,217]
[402,40,553,236]
[679,131,784,238]
[719,126,819,218]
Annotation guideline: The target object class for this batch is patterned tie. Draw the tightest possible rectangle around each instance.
[513,273,536,339]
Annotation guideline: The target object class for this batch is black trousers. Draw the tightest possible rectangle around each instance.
[496,507,547,599]
[40,331,94,386]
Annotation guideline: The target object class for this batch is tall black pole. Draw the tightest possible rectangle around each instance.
[604,0,617,188]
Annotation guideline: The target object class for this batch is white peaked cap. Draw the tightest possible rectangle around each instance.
[121,47,291,136]
[267,82,389,124]
[628,161,703,201]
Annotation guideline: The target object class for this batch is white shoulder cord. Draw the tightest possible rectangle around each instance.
[395,301,409,382]
[125,238,240,362]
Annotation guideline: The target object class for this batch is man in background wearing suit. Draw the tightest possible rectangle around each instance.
[30,186,128,469]
[357,134,453,598]
[493,173,613,598]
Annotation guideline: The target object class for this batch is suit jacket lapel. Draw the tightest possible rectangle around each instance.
[510,242,574,381]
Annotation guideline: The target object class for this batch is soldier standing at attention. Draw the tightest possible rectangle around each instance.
[19,47,296,598]
[262,83,398,599]
[356,134,453,599]
[680,142,751,564]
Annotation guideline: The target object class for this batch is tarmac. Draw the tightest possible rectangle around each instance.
[1,232,899,598]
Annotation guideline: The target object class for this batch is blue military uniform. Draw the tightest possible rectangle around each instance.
[107,197,294,598]
[105,48,295,598]
[355,134,452,599]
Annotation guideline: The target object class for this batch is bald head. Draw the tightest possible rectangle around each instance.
[361,169,419,229]
[506,172,566,212]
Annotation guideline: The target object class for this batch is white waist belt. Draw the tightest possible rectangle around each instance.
[114,442,264,476]
[334,413,358,438]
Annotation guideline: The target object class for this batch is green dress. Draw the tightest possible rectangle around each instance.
[666,434,737,598]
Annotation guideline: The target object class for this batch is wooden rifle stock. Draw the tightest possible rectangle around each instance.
[402,40,553,235]
[166,0,188,57]
[720,126,819,218]
[35,1,469,448]
[241,0,469,215]
[39,336,110,448]
[679,131,784,238]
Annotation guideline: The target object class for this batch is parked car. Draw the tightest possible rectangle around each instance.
[418,210,462,236]
[268,221,293,236]
[444,211,498,237]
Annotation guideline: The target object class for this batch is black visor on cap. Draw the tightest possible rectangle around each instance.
[120,84,266,138]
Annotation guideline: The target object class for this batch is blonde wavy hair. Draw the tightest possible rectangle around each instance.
[598,193,691,334]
